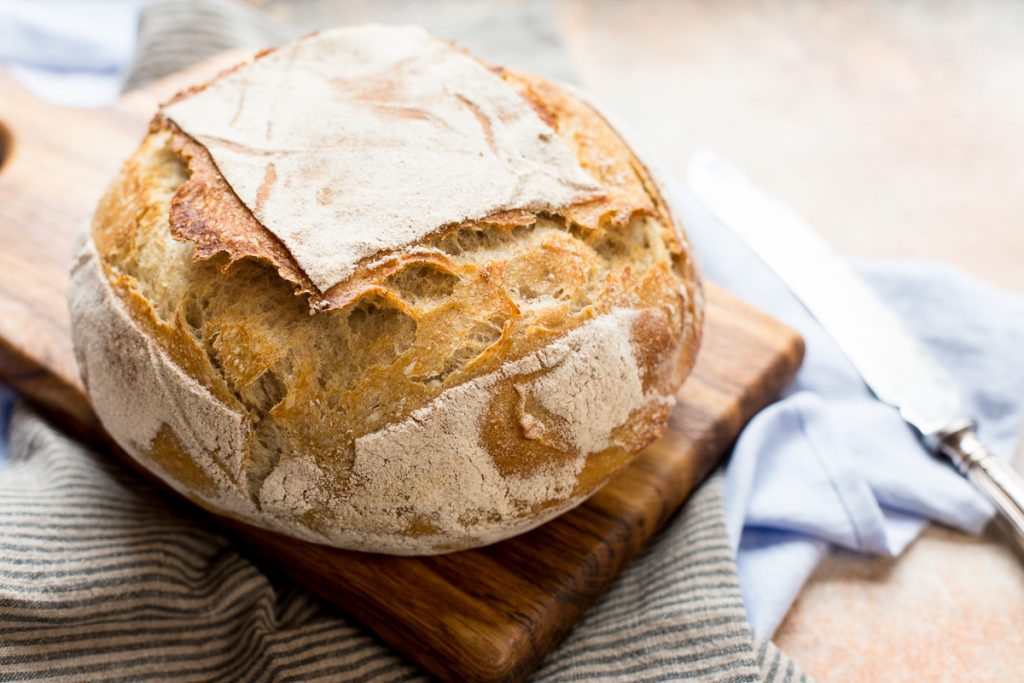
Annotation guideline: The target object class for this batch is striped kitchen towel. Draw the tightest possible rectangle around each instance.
[0,1,812,680]
[0,403,807,681]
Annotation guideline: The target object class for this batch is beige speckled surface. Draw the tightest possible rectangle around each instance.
[560,0,1024,293]
[556,1,1024,680]
[776,522,1024,682]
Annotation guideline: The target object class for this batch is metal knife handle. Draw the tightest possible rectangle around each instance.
[940,425,1024,543]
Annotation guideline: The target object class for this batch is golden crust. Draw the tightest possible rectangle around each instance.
[165,123,319,298]
[161,66,682,311]
[78,50,703,554]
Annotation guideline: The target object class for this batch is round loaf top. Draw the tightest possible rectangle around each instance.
[71,25,704,554]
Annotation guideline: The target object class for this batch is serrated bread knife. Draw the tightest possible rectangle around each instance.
[687,150,1024,545]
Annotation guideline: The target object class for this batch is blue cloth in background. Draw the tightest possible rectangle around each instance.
[2,3,1022,638]
[674,185,1024,634]
[0,0,141,106]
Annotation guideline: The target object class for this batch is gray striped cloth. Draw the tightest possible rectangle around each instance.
[0,2,813,680]
[0,405,807,682]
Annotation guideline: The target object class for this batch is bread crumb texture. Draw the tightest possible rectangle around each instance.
[71,26,703,554]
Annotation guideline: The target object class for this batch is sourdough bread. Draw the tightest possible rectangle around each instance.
[69,25,703,554]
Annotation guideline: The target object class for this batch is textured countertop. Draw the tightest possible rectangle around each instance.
[553,2,1024,680]
[263,1,1024,678]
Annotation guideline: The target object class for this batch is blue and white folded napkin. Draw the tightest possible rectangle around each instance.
[2,2,1022,638]
[675,187,1024,633]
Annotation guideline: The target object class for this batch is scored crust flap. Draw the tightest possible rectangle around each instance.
[162,27,677,313]
[161,25,604,295]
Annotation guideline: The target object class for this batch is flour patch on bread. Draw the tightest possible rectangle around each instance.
[525,315,646,454]
[162,25,602,292]
[346,309,670,551]
[68,238,254,518]
[258,456,329,517]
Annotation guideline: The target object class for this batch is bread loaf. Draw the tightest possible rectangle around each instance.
[69,25,703,554]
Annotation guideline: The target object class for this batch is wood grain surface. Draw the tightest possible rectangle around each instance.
[0,58,803,681]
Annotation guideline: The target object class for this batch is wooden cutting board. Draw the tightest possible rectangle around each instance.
[0,56,803,682]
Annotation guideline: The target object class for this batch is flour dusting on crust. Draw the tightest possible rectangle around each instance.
[162,25,603,292]
[527,321,645,454]
[68,238,254,517]
[343,310,674,552]
[69,235,675,554]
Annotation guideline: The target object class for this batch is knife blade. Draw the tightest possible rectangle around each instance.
[687,150,1024,543]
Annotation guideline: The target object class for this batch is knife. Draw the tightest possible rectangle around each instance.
[687,150,1024,544]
